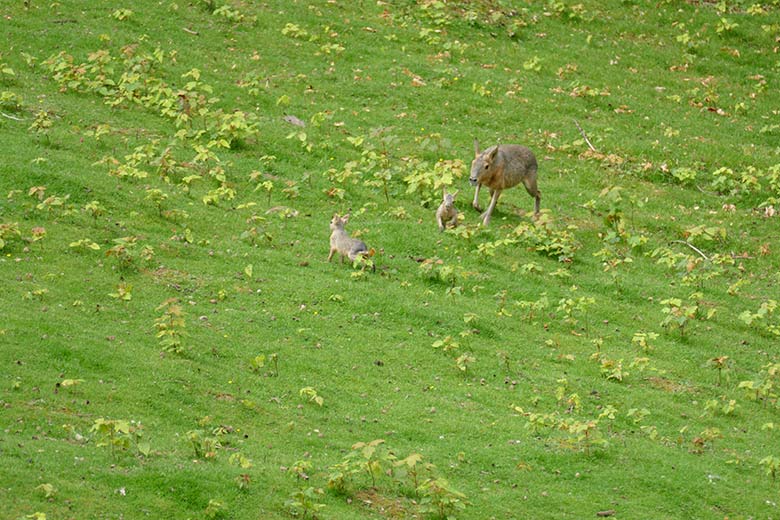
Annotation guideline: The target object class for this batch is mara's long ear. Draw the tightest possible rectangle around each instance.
[343,213,350,223]
[487,145,500,161]
[473,139,480,157]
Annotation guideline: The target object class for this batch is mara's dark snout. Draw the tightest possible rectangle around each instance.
[469,177,478,186]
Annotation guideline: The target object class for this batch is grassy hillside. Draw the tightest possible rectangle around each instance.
[2,0,780,518]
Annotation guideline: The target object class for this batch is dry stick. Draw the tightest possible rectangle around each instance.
[182,27,199,35]
[1,112,24,121]
[671,240,709,261]
[573,118,597,152]
[696,184,719,196]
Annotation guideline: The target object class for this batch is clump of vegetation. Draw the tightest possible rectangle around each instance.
[155,298,187,355]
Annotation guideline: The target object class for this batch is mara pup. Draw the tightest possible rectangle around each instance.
[436,189,459,232]
[328,213,375,270]
[469,140,541,226]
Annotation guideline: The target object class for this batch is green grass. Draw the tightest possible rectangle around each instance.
[2,0,780,518]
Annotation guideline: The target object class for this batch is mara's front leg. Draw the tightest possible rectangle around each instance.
[472,183,482,212]
[481,189,501,226]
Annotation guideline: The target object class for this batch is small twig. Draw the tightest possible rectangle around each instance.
[1,112,24,121]
[182,27,199,35]
[670,240,709,261]
[573,118,597,152]
[695,184,718,196]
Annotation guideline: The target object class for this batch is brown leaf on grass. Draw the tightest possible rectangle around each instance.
[355,489,413,518]
[646,376,692,393]
[401,68,426,87]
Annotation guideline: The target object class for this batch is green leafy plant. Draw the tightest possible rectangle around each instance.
[187,429,222,459]
[0,222,22,250]
[682,225,727,246]
[34,194,70,216]
[707,356,733,386]
[660,294,715,336]
[418,257,460,287]
[254,179,274,205]
[241,215,273,246]
[454,353,476,373]
[393,452,433,494]
[90,418,150,458]
[670,166,698,185]
[403,158,465,205]
[108,282,133,303]
[0,90,23,112]
[228,452,253,470]
[0,59,16,82]
[739,300,780,336]
[738,362,780,404]
[204,498,227,519]
[556,294,596,331]
[83,200,106,222]
[759,455,780,482]
[330,439,397,490]
[21,513,47,520]
[600,358,627,382]
[690,428,722,455]
[560,418,605,455]
[154,298,187,355]
[715,17,739,34]
[631,331,659,353]
[299,387,324,407]
[703,397,737,416]
[145,188,169,216]
[432,335,459,352]
[249,352,278,376]
[110,8,134,20]
[512,212,580,262]
[213,4,255,24]
[285,486,325,519]
[35,483,57,499]
[105,236,154,271]
[29,110,53,139]
[418,477,469,519]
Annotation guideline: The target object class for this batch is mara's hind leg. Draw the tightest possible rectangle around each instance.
[523,174,541,216]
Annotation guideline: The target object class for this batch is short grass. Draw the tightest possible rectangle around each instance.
[2,1,780,519]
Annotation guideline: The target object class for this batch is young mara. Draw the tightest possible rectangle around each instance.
[328,213,375,269]
[436,189,459,232]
